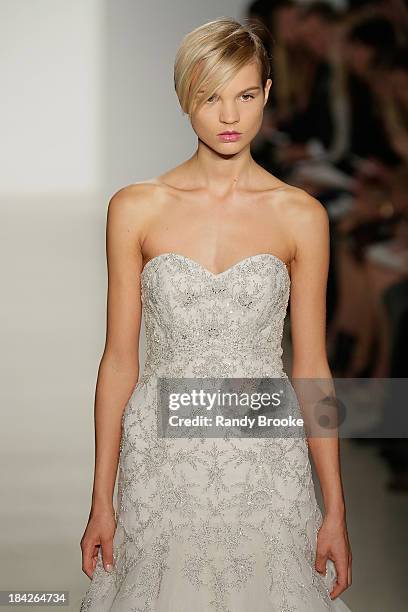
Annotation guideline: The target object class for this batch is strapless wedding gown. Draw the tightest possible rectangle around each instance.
[80,252,351,611]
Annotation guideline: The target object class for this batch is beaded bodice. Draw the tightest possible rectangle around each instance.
[139,252,291,382]
[80,251,350,612]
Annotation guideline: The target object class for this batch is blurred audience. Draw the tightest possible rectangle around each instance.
[248,0,408,491]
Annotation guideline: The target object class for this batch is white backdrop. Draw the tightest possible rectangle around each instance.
[0,1,248,609]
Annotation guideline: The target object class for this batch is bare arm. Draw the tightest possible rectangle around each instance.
[90,188,144,511]
[288,191,352,598]
[290,195,344,516]
[81,185,146,577]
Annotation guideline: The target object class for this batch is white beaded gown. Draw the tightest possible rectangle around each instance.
[80,252,352,612]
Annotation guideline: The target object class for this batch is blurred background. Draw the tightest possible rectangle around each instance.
[1,0,407,610]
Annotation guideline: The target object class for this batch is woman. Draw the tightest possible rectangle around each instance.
[80,17,352,611]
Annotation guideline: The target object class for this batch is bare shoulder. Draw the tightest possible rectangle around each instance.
[106,181,165,244]
[264,182,329,265]
[269,183,327,223]
[272,183,328,235]
[107,180,162,216]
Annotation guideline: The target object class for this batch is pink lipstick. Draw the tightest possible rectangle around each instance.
[217,131,242,142]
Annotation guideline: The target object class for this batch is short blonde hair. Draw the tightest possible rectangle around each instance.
[174,17,272,117]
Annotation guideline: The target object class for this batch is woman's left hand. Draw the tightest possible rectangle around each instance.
[315,513,352,599]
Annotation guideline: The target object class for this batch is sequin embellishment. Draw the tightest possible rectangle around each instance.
[80,253,351,611]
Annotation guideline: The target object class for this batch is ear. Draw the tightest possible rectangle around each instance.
[264,78,272,105]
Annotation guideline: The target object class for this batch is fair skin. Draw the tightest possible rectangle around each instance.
[80,59,352,600]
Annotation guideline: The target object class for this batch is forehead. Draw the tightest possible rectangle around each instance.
[231,61,260,79]
[206,62,262,93]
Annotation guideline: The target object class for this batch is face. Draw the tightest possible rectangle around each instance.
[274,6,301,46]
[344,41,375,77]
[190,61,272,153]
[300,16,330,59]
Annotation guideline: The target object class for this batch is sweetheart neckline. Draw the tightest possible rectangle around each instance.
[141,252,291,282]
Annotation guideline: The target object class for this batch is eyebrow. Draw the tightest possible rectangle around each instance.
[198,86,261,95]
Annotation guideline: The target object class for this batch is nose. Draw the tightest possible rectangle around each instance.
[219,101,240,125]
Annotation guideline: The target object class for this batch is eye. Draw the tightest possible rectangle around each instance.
[205,93,255,104]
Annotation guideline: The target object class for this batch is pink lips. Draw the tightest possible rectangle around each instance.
[218,132,241,142]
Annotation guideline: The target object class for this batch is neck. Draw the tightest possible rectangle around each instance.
[186,140,257,197]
